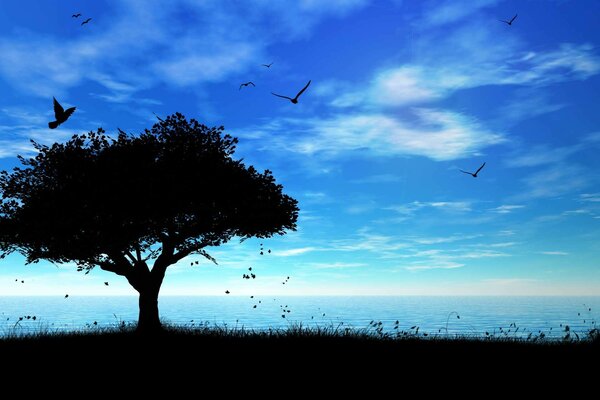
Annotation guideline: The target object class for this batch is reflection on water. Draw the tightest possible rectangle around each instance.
[1,296,598,338]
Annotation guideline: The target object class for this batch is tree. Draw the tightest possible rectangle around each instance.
[0,113,299,333]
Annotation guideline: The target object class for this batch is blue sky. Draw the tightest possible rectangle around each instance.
[1,0,599,296]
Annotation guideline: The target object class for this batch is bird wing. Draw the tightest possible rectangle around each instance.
[239,84,244,90]
[499,19,509,24]
[63,107,76,119]
[460,170,473,175]
[249,82,255,86]
[510,14,517,23]
[294,80,311,99]
[53,97,64,118]
[475,162,486,174]
[271,92,293,101]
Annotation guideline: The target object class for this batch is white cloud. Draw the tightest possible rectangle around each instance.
[518,164,590,200]
[490,205,525,214]
[253,110,504,161]
[306,262,367,269]
[0,0,369,98]
[274,247,318,257]
[539,251,568,256]
[387,200,472,216]
[507,144,581,168]
[417,0,499,27]
[410,234,479,245]
[331,43,600,109]
[580,193,600,203]
[404,261,464,271]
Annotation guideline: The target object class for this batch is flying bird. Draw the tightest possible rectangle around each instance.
[225,290,230,294]
[81,18,92,25]
[262,62,273,68]
[104,282,109,286]
[239,81,255,90]
[271,80,311,104]
[499,14,517,25]
[64,294,69,298]
[72,13,81,18]
[460,162,486,178]
[48,97,76,129]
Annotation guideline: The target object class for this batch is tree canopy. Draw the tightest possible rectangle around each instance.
[0,113,298,331]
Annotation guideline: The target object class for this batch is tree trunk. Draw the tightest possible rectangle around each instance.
[137,288,162,334]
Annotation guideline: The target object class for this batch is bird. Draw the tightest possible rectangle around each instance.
[262,62,273,68]
[460,162,486,178]
[81,18,92,25]
[48,97,76,129]
[271,80,311,104]
[104,282,109,286]
[72,13,81,18]
[239,82,255,90]
[499,14,517,25]
[225,290,230,294]
[64,294,69,298]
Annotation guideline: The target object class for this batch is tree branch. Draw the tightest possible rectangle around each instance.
[172,242,218,265]
[98,261,129,277]
[125,251,136,264]
[135,244,142,263]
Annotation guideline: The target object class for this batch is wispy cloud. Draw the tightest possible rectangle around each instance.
[404,261,464,271]
[489,205,525,214]
[274,247,319,257]
[306,262,367,270]
[518,164,590,200]
[331,43,600,109]
[0,0,369,98]
[248,110,504,161]
[580,193,600,203]
[387,200,472,216]
[416,0,499,28]
[539,251,569,256]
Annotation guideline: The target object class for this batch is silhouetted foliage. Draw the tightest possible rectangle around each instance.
[0,113,298,332]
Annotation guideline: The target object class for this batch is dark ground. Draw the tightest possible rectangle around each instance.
[2,329,597,386]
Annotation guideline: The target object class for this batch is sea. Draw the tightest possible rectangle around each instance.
[1,296,599,339]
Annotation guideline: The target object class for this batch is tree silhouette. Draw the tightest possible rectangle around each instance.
[0,113,298,333]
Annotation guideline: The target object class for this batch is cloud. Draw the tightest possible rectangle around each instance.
[332,43,600,109]
[417,0,499,27]
[404,261,464,271]
[274,247,318,257]
[580,193,600,203]
[0,0,369,98]
[539,251,568,256]
[250,109,504,161]
[506,144,582,168]
[306,262,367,269]
[387,200,472,216]
[410,234,480,245]
[518,164,590,200]
[489,205,525,214]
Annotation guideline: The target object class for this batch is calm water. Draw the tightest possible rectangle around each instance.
[1,296,598,339]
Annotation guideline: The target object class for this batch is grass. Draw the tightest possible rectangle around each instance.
[1,321,598,384]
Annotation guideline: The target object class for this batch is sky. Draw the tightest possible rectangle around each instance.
[0,0,599,296]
